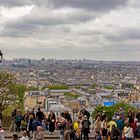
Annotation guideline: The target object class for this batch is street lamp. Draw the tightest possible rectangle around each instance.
[0,50,3,62]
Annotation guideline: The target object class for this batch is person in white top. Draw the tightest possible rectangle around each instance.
[20,131,29,140]
[0,126,4,140]
[123,123,134,140]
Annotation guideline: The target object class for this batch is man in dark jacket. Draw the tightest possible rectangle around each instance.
[136,109,140,122]
[36,108,45,121]
[134,123,140,139]
[81,115,91,140]
[64,110,72,123]
[82,108,90,120]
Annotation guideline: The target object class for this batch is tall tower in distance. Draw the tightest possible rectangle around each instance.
[0,50,3,62]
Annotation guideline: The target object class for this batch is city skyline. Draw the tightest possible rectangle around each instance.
[0,0,140,61]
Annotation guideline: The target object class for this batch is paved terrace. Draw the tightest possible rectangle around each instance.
[4,130,95,140]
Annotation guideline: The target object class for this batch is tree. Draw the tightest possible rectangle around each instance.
[0,71,17,112]
[64,92,80,99]
[27,86,39,91]
[16,84,26,110]
[92,102,137,120]
[103,85,113,90]
[91,83,98,89]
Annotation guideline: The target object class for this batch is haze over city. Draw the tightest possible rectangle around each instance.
[0,0,140,61]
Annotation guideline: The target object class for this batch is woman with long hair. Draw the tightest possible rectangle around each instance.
[48,111,56,134]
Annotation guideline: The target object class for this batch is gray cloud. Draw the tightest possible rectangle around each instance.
[122,28,140,40]
[0,0,32,7]
[105,27,140,41]
[0,0,140,61]
[0,6,94,38]
[1,0,128,12]
[49,0,128,11]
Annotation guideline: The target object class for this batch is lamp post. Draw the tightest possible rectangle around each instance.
[0,50,3,62]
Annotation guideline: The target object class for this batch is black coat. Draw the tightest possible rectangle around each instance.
[48,114,56,132]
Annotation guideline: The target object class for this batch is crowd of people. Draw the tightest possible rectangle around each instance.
[6,107,91,140]
[94,108,140,140]
[1,107,140,140]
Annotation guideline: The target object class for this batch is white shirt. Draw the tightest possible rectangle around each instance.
[124,126,134,138]
[20,136,29,140]
[0,129,4,140]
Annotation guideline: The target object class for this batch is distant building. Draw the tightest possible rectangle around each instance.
[24,91,47,110]
[77,97,87,107]
[49,90,72,97]
[67,99,79,112]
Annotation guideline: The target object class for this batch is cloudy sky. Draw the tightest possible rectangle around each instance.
[0,0,140,61]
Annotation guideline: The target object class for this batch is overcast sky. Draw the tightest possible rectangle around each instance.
[0,0,140,61]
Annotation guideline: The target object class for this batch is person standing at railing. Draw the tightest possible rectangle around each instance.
[10,109,17,132]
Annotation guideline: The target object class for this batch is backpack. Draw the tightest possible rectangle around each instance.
[56,121,67,130]
[111,128,120,139]
[83,120,89,129]
[32,120,41,131]
[114,129,120,136]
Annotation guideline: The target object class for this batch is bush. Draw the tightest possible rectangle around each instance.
[2,106,15,116]
[92,102,137,120]
[103,85,113,90]
[64,92,80,99]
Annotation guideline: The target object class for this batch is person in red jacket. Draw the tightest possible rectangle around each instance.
[131,118,138,134]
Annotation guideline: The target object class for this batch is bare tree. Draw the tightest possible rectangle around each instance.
[0,71,17,112]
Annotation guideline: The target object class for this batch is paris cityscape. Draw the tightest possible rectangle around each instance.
[1,58,140,113]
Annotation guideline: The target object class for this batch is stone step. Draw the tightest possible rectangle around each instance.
[4,130,95,139]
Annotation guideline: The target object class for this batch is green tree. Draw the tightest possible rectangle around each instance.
[64,92,80,99]
[15,84,26,110]
[103,85,113,90]
[91,83,98,89]
[92,102,137,120]
[40,86,47,91]
[0,71,17,112]
[27,86,39,91]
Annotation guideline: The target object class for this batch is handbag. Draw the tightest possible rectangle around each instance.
[122,136,126,140]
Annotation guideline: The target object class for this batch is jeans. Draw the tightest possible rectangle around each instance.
[15,121,21,132]
[126,138,133,140]
[60,134,64,140]
[81,133,89,140]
